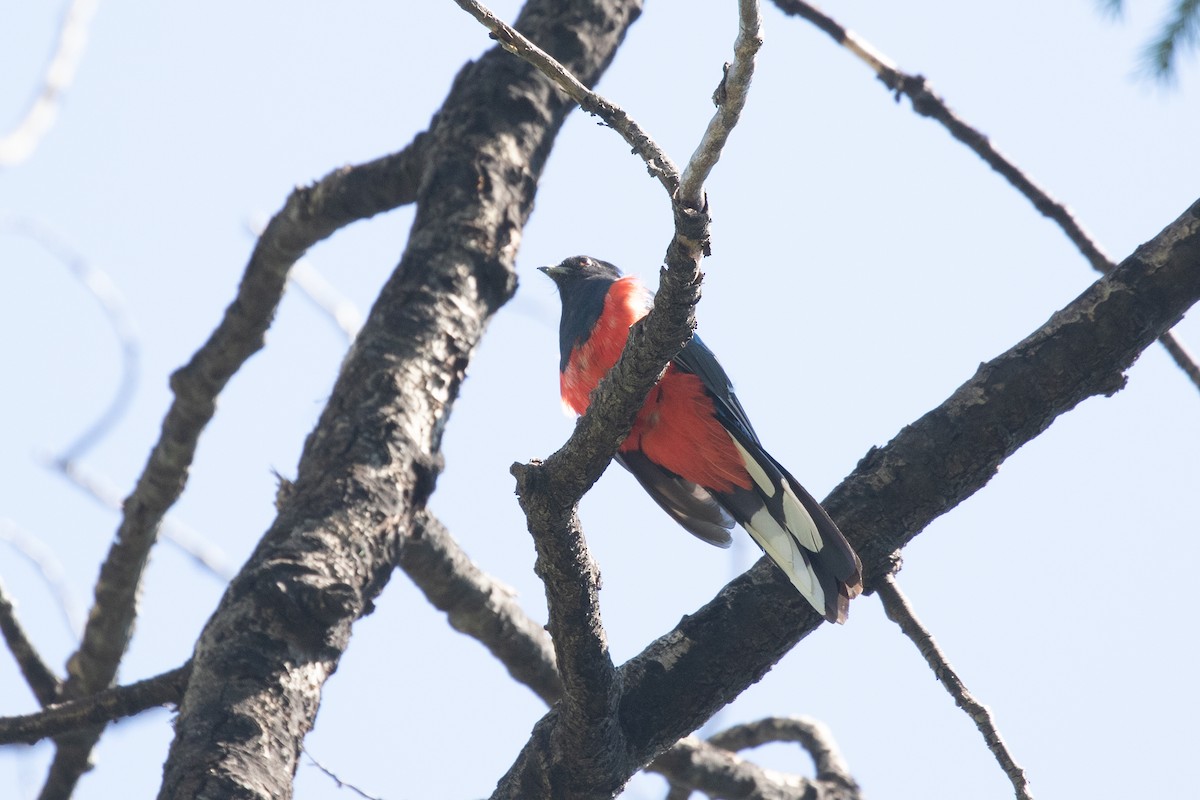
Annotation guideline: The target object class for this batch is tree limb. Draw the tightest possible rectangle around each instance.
[398,517,857,800]
[466,2,764,794]
[708,716,857,789]
[0,578,62,707]
[154,2,644,797]
[771,0,1200,394]
[39,132,434,800]
[678,0,763,207]
[0,665,190,746]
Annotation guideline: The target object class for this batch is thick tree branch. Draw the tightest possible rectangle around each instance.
[0,579,62,707]
[0,665,189,746]
[496,199,1200,795]
[771,0,1200,394]
[155,2,644,798]
[877,574,1032,800]
[40,133,434,800]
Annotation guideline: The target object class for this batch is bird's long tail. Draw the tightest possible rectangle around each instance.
[716,429,863,623]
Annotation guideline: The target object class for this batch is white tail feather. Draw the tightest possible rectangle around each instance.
[744,507,826,610]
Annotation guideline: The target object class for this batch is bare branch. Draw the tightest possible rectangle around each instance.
[877,574,1032,800]
[0,664,189,746]
[0,578,62,707]
[0,0,99,167]
[402,512,855,800]
[451,0,681,193]
[41,134,432,799]
[771,0,1200,394]
[156,3,643,795]
[709,716,857,789]
[656,735,829,800]
[303,750,385,800]
[678,0,763,207]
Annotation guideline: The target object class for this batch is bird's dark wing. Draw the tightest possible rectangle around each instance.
[672,335,760,446]
[674,333,863,623]
[614,451,735,548]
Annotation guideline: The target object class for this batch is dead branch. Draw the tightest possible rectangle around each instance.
[0,578,62,707]
[877,574,1032,800]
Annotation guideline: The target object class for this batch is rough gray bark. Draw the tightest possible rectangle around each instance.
[155,1,643,797]
[489,198,1200,796]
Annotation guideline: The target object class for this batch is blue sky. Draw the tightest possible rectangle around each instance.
[2,2,1198,798]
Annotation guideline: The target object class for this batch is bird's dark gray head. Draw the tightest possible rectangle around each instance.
[538,255,622,290]
[539,256,623,371]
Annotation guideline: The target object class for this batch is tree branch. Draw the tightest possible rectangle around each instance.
[0,665,190,746]
[155,2,644,797]
[496,198,1200,795]
[877,574,1032,800]
[771,0,1200,394]
[0,579,62,707]
[463,2,762,795]
[708,716,857,789]
[39,132,433,800]
[678,0,763,207]
[400,510,858,800]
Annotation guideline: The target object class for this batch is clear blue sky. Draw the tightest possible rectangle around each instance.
[2,2,1198,798]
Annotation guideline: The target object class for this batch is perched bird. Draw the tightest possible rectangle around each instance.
[540,256,863,623]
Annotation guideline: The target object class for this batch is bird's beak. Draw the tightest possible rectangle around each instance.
[539,265,564,280]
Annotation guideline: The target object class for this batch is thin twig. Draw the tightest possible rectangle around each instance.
[0,663,190,746]
[0,578,63,707]
[678,0,763,207]
[0,0,100,167]
[877,573,1033,800]
[451,0,681,193]
[772,0,1200,394]
[304,749,385,800]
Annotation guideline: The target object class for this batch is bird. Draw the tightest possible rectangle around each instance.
[540,255,863,623]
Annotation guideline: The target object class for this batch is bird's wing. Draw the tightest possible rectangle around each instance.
[614,450,735,548]
[674,334,862,622]
[673,335,760,445]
